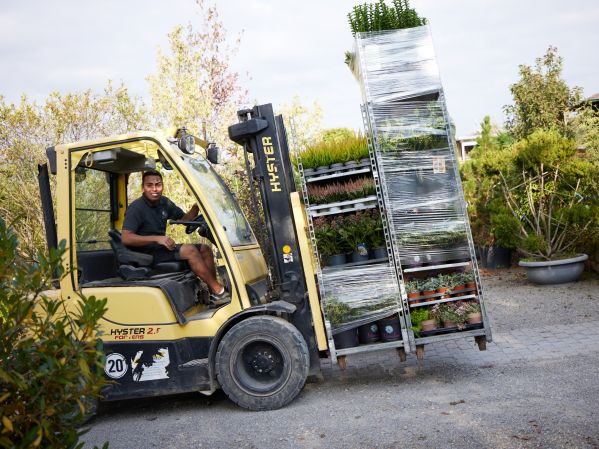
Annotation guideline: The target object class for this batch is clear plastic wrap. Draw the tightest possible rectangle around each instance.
[320,264,401,334]
[356,26,471,267]
[354,27,441,104]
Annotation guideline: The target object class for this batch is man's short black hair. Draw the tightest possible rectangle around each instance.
[142,170,162,182]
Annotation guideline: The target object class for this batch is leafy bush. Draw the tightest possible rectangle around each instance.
[348,0,426,35]
[0,219,108,449]
[498,129,599,260]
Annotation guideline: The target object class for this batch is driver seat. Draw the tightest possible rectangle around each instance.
[108,229,189,280]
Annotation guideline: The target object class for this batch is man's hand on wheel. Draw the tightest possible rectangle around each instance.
[157,236,176,251]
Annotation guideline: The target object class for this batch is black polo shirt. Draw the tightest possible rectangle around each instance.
[122,195,184,253]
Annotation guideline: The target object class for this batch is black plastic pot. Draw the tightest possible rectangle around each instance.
[358,322,380,344]
[370,247,388,260]
[377,316,401,342]
[326,254,347,266]
[479,245,511,268]
[351,251,370,263]
[333,328,359,349]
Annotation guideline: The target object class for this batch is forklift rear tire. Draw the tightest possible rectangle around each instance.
[215,315,309,411]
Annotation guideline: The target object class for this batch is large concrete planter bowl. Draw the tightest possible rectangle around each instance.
[518,254,588,284]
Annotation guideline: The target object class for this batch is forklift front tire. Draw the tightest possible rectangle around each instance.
[215,315,309,411]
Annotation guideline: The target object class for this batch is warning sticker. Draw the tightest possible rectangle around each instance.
[104,353,128,379]
[131,348,170,382]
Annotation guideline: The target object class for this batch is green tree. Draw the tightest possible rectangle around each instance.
[278,95,323,151]
[504,46,582,139]
[146,0,246,157]
[0,219,107,448]
[0,83,148,261]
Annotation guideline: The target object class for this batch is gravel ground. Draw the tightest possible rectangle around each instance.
[82,268,599,449]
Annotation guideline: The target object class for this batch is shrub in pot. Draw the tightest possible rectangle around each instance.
[419,278,437,300]
[405,280,421,304]
[409,307,431,337]
[325,298,359,349]
[437,302,468,330]
[465,302,482,325]
[339,212,372,263]
[367,209,387,260]
[498,129,599,284]
[314,217,346,266]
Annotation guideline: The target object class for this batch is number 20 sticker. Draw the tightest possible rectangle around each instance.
[104,353,128,379]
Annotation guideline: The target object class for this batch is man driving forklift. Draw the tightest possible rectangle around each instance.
[121,169,229,305]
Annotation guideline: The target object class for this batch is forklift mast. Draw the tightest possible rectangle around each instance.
[229,104,320,369]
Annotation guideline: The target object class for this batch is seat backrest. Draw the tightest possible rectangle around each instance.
[108,229,153,267]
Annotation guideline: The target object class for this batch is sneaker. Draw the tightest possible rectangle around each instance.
[209,288,230,307]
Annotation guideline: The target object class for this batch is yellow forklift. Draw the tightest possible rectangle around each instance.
[38,104,329,411]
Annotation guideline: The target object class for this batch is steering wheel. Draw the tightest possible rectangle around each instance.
[185,215,207,234]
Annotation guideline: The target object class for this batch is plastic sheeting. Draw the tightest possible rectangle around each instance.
[320,264,401,334]
[356,26,471,267]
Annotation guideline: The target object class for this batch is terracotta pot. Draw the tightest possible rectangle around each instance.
[422,290,436,301]
[436,287,450,299]
[452,284,465,297]
[442,319,456,328]
[407,291,421,304]
[466,281,476,289]
[421,319,437,332]
[467,312,482,324]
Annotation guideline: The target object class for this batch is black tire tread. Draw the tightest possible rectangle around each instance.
[215,315,309,411]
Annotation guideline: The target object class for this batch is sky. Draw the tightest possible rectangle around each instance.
[0,0,597,137]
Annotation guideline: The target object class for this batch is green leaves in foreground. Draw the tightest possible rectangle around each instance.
[0,218,108,449]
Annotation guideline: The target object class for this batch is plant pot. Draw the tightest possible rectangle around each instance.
[358,322,380,344]
[370,246,388,260]
[303,168,315,176]
[351,243,369,263]
[360,158,370,165]
[377,316,401,342]
[518,254,588,285]
[479,245,512,268]
[333,328,359,349]
[452,284,465,297]
[465,282,476,290]
[421,319,437,332]
[407,291,421,304]
[330,162,344,170]
[344,160,358,168]
[442,319,456,328]
[326,254,347,266]
[421,290,436,301]
[467,312,482,325]
[436,287,450,299]
[314,165,329,174]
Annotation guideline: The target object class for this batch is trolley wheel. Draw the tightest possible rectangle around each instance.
[337,355,347,370]
[475,336,487,351]
[397,347,407,362]
[215,315,309,411]
[416,345,425,360]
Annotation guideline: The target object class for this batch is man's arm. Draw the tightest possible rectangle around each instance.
[121,230,176,251]
[181,204,200,221]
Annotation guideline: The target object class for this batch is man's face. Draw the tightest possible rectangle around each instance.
[142,175,163,203]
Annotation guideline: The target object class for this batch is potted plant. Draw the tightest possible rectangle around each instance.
[314,217,346,266]
[339,212,371,263]
[437,302,468,330]
[325,298,359,349]
[465,302,482,325]
[435,274,452,298]
[405,280,421,304]
[419,278,437,301]
[498,129,598,284]
[462,271,476,290]
[367,209,388,260]
[451,272,466,296]
[409,307,429,337]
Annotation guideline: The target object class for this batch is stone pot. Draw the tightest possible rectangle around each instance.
[518,254,588,285]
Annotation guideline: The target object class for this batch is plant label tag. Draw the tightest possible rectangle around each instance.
[283,253,294,263]
[432,156,446,174]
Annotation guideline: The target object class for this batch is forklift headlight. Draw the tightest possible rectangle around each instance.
[178,134,195,154]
